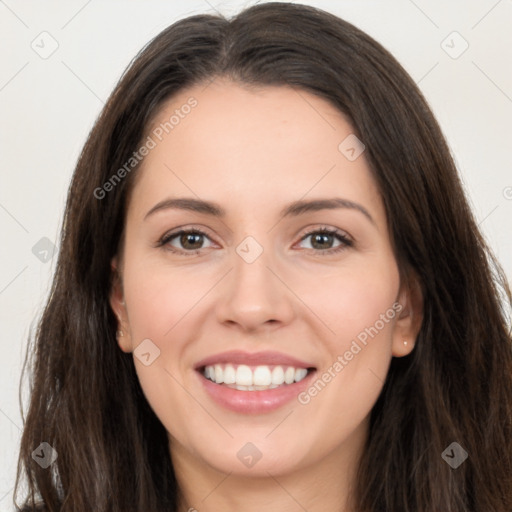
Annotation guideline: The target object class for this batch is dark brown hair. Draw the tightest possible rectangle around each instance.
[15,2,512,511]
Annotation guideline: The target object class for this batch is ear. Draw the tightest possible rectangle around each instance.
[391,270,423,357]
[109,257,133,353]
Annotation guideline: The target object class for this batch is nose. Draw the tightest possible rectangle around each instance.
[216,242,296,333]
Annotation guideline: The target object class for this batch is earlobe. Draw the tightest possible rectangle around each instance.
[391,271,423,357]
[393,338,414,357]
[115,328,131,353]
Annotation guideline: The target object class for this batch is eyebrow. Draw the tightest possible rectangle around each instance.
[144,197,375,225]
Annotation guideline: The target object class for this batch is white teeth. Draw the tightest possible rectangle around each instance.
[284,367,295,384]
[214,364,224,384]
[229,383,280,391]
[271,366,285,385]
[236,365,253,386]
[223,364,236,384]
[295,368,308,382]
[203,363,312,389]
[253,366,272,386]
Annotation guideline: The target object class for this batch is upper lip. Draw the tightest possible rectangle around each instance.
[194,350,316,370]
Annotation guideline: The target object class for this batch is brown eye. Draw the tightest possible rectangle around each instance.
[179,232,205,250]
[159,228,214,255]
[298,228,353,255]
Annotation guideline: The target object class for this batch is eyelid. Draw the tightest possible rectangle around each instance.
[294,225,354,254]
[297,225,353,243]
[157,225,217,248]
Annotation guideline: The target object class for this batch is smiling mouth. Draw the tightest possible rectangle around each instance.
[199,363,316,391]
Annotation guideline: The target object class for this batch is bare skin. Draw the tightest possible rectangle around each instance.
[110,78,422,512]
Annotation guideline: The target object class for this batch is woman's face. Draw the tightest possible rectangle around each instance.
[111,79,419,480]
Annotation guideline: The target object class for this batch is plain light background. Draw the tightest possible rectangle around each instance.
[1,0,511,507]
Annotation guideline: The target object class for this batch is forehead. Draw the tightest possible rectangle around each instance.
[130,78,385,226]
[147,78,353,165]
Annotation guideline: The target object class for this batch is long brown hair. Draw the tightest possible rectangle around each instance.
[15,2,512,511]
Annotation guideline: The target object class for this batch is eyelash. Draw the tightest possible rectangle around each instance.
[157,226,354,257]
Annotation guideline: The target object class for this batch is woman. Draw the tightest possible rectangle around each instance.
[15,2,512,511]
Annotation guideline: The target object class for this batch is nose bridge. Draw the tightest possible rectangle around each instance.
[216,232,294,330]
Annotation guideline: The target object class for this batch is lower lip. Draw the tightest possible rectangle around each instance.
[196,369,317,414]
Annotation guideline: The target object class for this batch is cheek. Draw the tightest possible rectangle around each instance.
[120,255,217,426]
[122,257,207,341]
[297,257,399,410]
[296,255,400,345]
